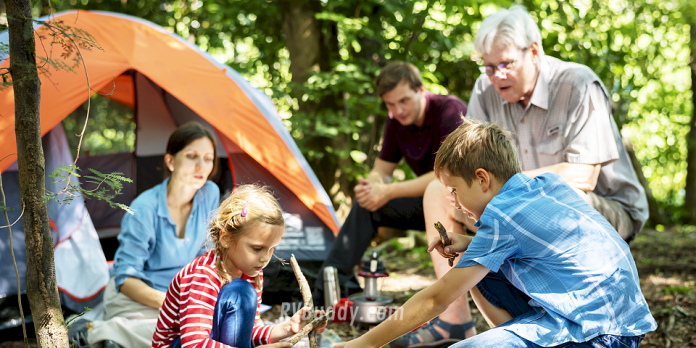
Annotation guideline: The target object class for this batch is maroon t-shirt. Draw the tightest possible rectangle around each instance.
[379,93,467,176]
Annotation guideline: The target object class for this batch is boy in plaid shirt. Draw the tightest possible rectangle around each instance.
[337,119,656,348]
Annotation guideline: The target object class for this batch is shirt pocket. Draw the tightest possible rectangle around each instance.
[536,132,565,168]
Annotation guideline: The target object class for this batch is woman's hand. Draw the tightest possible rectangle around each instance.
[119,277,166,309]
[428,233,472,259]
[289,307,327,335]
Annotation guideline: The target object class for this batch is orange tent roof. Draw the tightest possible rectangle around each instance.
[0,10,340,233]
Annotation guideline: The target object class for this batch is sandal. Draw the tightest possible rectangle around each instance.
[390,317,475,348]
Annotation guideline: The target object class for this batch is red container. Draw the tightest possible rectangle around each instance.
[331,298,353,323]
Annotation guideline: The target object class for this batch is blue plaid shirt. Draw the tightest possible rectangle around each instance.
[457,173,656,346]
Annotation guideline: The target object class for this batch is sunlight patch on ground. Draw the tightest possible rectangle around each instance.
[644,274,694,287]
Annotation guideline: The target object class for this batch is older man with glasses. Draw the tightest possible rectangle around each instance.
[420,5,649,344]
[462,5,648,242]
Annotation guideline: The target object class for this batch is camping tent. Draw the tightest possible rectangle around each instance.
[0,10,340,322]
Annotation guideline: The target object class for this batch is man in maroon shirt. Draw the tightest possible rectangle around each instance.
[315,62,476,347]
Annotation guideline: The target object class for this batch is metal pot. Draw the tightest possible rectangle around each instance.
[350,295,393,324]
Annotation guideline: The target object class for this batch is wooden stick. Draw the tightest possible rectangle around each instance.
[285,310,332,346]
[434,221,458,267]
[290,255,313,308]
[290,254,318,347]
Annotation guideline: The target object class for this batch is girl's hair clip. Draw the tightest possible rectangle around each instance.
[241,201,250,217]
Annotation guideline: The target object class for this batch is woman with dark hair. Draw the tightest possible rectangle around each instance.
[70,122,221,348]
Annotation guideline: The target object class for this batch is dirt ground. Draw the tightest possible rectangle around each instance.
[259,226,696,347]
[2,227,695,348]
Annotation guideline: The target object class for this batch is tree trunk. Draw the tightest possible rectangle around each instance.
[684,6,696,224]
[279,0,320,112]
[279,0,349,204]
[7,0,69,346]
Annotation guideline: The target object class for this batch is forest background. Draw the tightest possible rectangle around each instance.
[14,0,694,227]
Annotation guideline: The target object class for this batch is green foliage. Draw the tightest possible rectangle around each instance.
[0,16,103,90]
[62,95,135,157]
[0,10,135,217]
[390,238,404,251]
[48,164,134,214]
[7,13,135,214]
[65,307,92,329]
[50,0,693,223]
[663,285,693,296]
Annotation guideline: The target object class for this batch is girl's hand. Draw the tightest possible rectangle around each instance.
[428,233,472,258]
[289,307,327,335]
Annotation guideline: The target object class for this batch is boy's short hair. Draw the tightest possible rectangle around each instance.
[434,118,521,185]
[375,61,423,96]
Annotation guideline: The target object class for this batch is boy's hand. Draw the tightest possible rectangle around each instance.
[428,233,472,259]
[289,307,327,335]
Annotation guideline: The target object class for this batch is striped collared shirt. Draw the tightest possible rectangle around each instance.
[458,173,656,346]
[467,55,648,236]
[152,250,274,348]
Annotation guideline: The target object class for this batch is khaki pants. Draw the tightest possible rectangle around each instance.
[572,188,634,240]
[87,278,160,348]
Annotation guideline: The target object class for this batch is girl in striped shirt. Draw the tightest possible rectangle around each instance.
[152,185,325,348]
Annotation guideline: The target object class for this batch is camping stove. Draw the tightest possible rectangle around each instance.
[351,251,393,324]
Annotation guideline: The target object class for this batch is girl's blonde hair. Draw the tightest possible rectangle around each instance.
[209,184,284,288]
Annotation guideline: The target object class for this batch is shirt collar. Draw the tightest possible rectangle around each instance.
[498,173,532,196]
[473,172,531,228]
[158,178,206,223]
[406,91,433,130]
[157,177,173,221]
[527,57,550,110]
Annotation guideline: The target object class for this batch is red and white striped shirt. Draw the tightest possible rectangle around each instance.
[152,250,275,348]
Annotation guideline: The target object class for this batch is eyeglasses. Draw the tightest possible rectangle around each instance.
[480,60,518,76]
[479,47,529,76]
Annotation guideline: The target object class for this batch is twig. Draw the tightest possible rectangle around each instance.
[0,172,28,348]
[285,310,332,346]
[0,202,24,229]
[0,153,18,166]
[434,221,458,267]
[35,19,111,195]
[290,254,318,348]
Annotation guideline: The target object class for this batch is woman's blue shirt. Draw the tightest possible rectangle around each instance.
[112,178,220,292]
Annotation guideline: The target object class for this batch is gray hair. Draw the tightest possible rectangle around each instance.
[474,5,544,56]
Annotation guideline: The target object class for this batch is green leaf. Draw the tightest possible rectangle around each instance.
[349,150,368,164]
[351,40,361,53]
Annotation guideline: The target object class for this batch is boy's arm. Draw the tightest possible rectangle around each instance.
[337,264,490,348]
